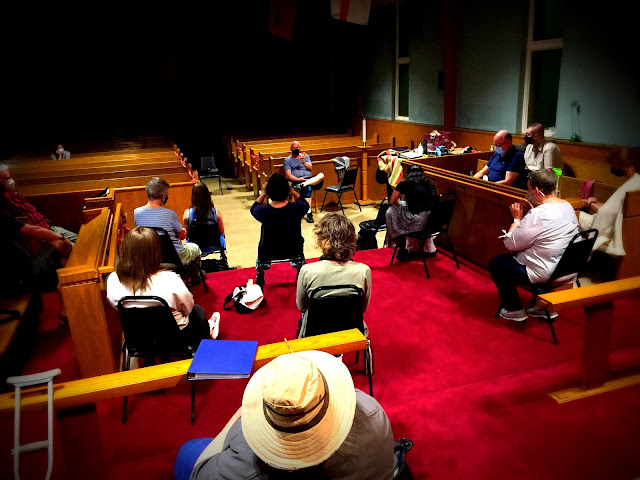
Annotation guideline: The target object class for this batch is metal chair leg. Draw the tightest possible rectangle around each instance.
[321,191,329,212]
[545,311,559,345]
[446,233,460,269]
[191,381,196,425]
[352,189,362,211]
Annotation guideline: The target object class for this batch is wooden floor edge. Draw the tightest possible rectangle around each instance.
[549,374,640,404]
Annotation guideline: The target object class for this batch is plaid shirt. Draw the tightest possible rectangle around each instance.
[2,191,51,228]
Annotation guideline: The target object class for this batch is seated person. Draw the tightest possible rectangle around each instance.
[175,351,395,480]
[384,164,439,259]
[182,182,225,254]
[51,144,71,160]
[0,164,77,243]
[489,169,579,322]
[579,146,640,256]
[523,123,563,172]
[106,227,218,345]
[473,130,527,189]
[250,173,309,258]
[284,141,325,224]
[1,211,72,323]
[134,177,201,266]
[296,213,371,338]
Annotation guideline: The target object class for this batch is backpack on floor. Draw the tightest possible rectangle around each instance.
[223,280,264,314]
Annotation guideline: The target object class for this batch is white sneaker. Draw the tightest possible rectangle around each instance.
[526,307,558,319]
[499,308,527,322]
[208,312,221,339]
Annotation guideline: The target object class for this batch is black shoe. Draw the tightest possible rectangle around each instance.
[293,184,303,195]
[396,248,410,261]
[306,213,314,223]
[423,250,437,258]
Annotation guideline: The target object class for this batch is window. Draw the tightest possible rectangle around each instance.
[521,0,565,134]
[395,0,409,120]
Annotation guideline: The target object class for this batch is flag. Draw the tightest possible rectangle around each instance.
[330,0,371,25]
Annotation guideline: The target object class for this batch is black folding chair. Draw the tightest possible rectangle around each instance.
[187,221,229,273]
[390,192,459,278]
[199,156,223,195]
[117,296,197,424]
[494,228,599,344]
[321,165,362,215]
[150,227,208,292]
[255,222,305,288]
[301,284,373,397]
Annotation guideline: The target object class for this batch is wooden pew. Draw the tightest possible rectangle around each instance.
[536,277,640,392]
[4,150,179,170]
[57,206,123,379]
[0,330,366,478]
[9,157,183,176]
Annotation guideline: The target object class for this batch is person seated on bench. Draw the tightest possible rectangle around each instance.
[251,174,308,257]
[0,164,77,243]
[489,168,579,322]
[134,177,201,266]
[182,182,225,249]
[473,130,527,189]
[384,165,439,259]
[296,213,371,338]
[51,144,71,160]
[284,141,325,224]
[579,146,640,256]
[106,227,218,345]
[175,351,395,480]
[523,122,563,172]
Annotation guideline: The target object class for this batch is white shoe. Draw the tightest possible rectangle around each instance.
[526,307,558,319]
[208,312,220,339]
[499,308,527,322]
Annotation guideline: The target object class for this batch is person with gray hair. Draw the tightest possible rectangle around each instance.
[134,177,201,266]
[523,123,563,171]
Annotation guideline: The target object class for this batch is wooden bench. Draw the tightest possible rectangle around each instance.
[4,150,179,170]
[9,157,184,177]
[536,277,640,392]
[0,295,32,360]
[0,330,366,478]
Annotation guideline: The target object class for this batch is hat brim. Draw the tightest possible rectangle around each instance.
[241,350,356,470]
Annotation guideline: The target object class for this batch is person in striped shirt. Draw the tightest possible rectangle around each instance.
[134,177,201,266]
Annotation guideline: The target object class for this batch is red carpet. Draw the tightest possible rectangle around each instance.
[2,248,640,479]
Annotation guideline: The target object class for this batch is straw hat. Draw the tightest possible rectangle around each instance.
[241,350,356,470]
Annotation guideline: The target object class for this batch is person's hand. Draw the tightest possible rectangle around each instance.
[587,196,598,206]
[261,182,268,192]
[62,237,73,256]
[178,228,187,240]
[510,202,525,220]
[580,198,590,208]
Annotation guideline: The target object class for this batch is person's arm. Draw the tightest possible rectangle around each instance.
[296,267,308,313]
[216,211,225,235]
[361,266,372,313]
[172,273,195,317]
[171,211,187,240]
[389,189,402,205]
[182,209,190,230]
[544,143,563,169]
[302,154,312,172]
[289,182,300,201]
[194,407,243,466]
[284,169,300,183]
[581,196,603,211]
[497,171,519,186]
[19,223,72,257]
[473,165,489,179]
[256,182,269,204]
[502,205,539,252]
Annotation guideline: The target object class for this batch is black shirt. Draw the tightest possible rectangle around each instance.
[395,179,437,214]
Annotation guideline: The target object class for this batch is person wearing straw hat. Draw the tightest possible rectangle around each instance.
[175,350,395,479]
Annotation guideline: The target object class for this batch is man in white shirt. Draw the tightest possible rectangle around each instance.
[523,123,563,172]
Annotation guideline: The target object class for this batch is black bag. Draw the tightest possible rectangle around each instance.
[393,438,414,480]
[202,258,232,273]
[356,228,378,251]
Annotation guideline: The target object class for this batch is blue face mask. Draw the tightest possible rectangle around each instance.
[494,147,504,155]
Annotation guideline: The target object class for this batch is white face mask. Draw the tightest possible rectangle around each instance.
[5,177,15,191]
[57,148,64,154]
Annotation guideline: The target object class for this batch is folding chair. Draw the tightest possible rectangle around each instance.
[151,227,208,293]
[321,165,362,215]
[255,222,305,288]
[301,284,374,397]
[7,368,61,480]
[494,228,599,344]
[390,192,460,278]
[199,156,223,195]
[187,220,229,274]
[117,296,198,424]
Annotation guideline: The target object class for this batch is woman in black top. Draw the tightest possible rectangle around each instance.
[384,165,438,258]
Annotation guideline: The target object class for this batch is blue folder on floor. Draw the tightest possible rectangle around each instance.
[187,340,258,380]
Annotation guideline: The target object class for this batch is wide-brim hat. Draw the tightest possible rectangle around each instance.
[241,350,356,470]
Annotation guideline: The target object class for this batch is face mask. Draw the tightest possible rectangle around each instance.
[163,194,169,205]
[526,190,538,206]
[524,136,533,145]
[494,147,504,155]
[611,167,625,177]
[291,149,300,156]
[57,148,64,154]
[5,178,15,191]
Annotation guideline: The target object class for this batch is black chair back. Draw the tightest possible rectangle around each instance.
[304,285,365,337]
[339,165,359,190]
[422,192,457,236]
[188,221,223,256]
[151,227,182,268]
[117,296,192,358]
[200,156,219,175]
[259,221,304,263]
[549,228,598,282]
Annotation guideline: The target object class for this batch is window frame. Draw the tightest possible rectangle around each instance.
[395,0,409,121]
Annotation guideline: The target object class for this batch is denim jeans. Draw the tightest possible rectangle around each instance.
[174,438,213,480]
[488,253,531,311]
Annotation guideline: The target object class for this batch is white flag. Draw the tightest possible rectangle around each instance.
[330,0,371,25]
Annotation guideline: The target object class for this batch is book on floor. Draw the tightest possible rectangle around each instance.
[187,339,258,380]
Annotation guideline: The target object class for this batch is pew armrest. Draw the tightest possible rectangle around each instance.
[536,277,640,313]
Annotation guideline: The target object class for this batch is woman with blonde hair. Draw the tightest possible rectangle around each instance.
[296,213,371,337]
[106,227,219,346]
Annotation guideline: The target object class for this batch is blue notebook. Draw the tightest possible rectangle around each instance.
[187,340,258,380]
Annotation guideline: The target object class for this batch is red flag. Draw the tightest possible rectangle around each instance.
[330,0,371,25]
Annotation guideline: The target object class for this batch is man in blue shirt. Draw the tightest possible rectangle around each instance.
[474,130,527,189]
[283,141,324,223]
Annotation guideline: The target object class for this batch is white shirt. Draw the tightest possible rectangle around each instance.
[524,139,563,171]
[503,201,579,284]
[106,270,194,328]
